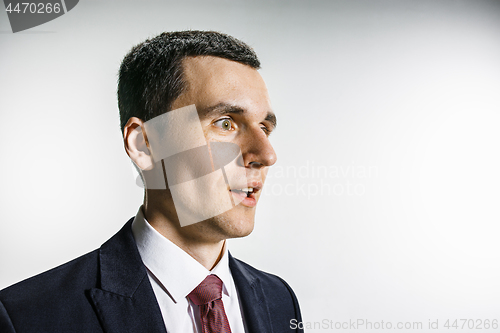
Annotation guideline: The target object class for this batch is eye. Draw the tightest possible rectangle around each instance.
[261,125,272,136]
[214,118,234,131]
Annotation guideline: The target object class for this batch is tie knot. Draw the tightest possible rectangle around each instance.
[187,275,223,306]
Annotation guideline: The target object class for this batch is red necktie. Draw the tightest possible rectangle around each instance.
[188,275,232,333]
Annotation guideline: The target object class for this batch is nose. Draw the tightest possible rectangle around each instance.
[242,126,277,168]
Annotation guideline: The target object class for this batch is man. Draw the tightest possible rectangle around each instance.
[0,31,302,333]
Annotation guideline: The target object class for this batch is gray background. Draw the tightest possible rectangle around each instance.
[1,1,499,332]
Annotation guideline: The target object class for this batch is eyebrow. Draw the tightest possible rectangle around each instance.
[203,102,277,130]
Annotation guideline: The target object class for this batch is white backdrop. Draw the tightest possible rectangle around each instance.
[1,1,499,332]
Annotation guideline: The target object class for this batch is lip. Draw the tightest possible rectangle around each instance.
[229,181,262,208]
[230,190,257,207]
[233,180,262,192]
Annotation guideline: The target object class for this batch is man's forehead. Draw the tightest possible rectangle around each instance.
[181,56,264,90]
[172,56,271,117]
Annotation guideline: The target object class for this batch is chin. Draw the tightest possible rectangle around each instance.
[209,209,256,239]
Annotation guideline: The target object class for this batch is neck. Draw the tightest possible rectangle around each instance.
[143,190,226,270]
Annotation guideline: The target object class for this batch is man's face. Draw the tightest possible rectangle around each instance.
[152,56,277,240]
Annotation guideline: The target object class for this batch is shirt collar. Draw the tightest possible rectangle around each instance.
[131,207,233,303]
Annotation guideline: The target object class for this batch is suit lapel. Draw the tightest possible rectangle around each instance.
[87,220,274,333]
[229,253,274,333]
[88,219,166,333]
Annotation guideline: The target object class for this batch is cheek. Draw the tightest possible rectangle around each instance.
[261,167,270,181]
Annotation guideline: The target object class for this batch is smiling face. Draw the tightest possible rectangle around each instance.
[144,56,277,242]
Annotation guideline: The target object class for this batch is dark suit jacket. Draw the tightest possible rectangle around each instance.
[0,219,303,333]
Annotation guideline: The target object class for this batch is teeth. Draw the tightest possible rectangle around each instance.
[241,187,253,193]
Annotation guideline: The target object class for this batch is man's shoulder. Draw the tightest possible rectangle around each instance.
[0,249,104,332]
[229,255,303,332]
[0,249,100,302]
[0,219,144,332]
[230,255,294,291]
[0,217,137,303]
[229,254,301,306]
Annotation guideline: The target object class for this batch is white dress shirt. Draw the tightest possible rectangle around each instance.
[131,207,246,333]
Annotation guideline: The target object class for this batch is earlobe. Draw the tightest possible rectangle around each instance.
[124,117,154,170]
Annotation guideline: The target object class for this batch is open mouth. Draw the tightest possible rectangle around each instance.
[230,187,256,198]
[229,185,261,207]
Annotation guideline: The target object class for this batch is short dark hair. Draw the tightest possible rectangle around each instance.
[117,30,261,132]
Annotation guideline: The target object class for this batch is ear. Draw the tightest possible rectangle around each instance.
[123,117,154,170]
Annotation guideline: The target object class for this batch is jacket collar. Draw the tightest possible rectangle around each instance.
[229,253,274,333]
[88,218,166,333]
[98,218,147,296]
[88,218,273,333]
